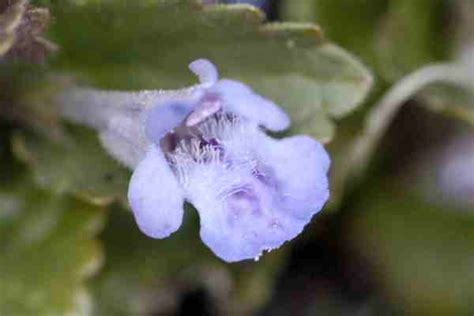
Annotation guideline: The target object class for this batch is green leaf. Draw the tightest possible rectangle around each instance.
[0,180,105,315]
[283,0,386,68]
[280,0,316,23]
[285,0,450,83]
[347,186,474,315]
[45,0,372,142]
[92,204,285,315]
[374,0,451,81]
[0,65,69,137]
[12,124,130,205]
[420,82,474,125]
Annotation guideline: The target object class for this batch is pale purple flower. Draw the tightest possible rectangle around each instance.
[223,0,267,8]
[128,59,330,262]
[436,135,474,207]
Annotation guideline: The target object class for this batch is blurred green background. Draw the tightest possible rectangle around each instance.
[1,0,474,315]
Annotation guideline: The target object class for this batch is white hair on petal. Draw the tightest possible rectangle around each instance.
[166,112,260,198]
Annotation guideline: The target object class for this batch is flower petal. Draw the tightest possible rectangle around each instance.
[145,100,195,143]
[128,145,185,238]
[185,162,307,262]
[99,114,150,168]
[189,59,219,87]
[210,79,290,131]
[261,135,330,220]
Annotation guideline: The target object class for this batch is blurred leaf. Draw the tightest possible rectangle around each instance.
[92,204,285,315]
[375,0,450,81]
[44,0,372,142]
[0,179,105,315]
[12,124,130,205]
[347,186,474,315]
[280,0,315,22]
[92,205,215,315]
[324,111,367,209]
[0,64,70,137]
[421,82,474,125]
[337,62,474,192]
[287,0,450,83]
[0,0,57,62]
[286,0,386,66]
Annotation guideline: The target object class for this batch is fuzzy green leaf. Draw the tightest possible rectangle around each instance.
[46,0,372,142]
[0,180,105,315]
[285,0,450,83]
[12,125,130,204]
[0,65,68,137]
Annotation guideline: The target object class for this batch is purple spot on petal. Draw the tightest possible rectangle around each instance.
[252,165,278,189]
[226,186,262,227]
